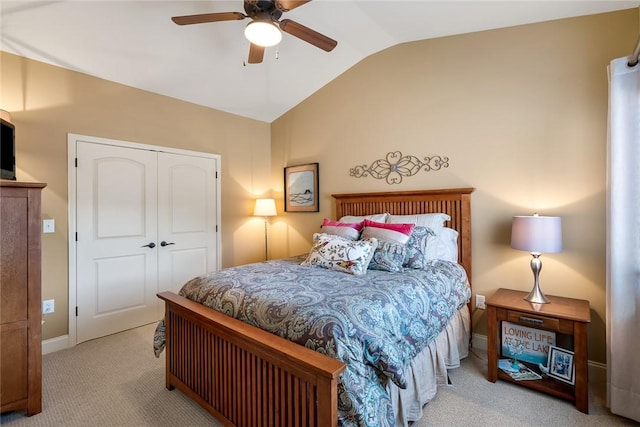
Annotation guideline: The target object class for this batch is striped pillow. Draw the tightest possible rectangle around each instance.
[321,218,363,240]
[361,219,414,245]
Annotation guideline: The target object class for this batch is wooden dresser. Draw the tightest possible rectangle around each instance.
[0,181,46,416]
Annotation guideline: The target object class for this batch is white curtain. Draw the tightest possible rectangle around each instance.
[606,56,640,421]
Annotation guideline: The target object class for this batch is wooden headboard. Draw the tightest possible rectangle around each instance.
[332,188,474,287]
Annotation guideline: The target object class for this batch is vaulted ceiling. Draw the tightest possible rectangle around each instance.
[1,1,638,122]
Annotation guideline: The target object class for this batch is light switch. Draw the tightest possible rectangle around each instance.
[43,219,55,233]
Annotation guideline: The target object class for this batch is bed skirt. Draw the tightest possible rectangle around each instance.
[388,305,470,426]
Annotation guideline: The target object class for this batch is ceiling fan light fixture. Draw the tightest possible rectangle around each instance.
[245,20,282,47]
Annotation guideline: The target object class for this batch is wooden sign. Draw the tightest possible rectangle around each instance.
[501,321,556,365]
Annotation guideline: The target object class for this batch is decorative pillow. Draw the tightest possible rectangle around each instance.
[321,218,363,240]
[403,226,437,269]
[301,233,378,275]
[386,213,451,232]
[339,213,388,224]
[368,241,407,272]
[361,219,414,245]
[425,227,459,263]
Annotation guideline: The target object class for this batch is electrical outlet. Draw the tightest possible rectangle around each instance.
[475,294,486,310]
[43,299,55,314]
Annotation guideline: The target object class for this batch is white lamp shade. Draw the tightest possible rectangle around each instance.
[511,215,562,253]
[254,198,277,217]
[244,21,282,47]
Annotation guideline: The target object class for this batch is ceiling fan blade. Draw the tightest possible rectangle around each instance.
[248,44,265,64]
[171,12,245,26]
[279,19,337,52]
[275,0,311,12]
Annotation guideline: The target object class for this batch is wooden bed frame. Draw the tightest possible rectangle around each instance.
[157,187,474,427]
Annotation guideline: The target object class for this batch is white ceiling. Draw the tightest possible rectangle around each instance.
[1,1,638,123]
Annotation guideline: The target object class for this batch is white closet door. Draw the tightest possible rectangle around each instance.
[157,152,218,301]
[76,142,159,343]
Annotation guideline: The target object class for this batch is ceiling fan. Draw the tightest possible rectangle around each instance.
[171,0,338,64]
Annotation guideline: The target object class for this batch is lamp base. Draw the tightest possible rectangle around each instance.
[524,286,550,304]
[523,253,550,304]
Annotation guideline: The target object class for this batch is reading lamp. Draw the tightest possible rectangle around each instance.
[511,214,563,304]
[254,198,277,260]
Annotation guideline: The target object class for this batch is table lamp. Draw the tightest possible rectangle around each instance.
[511,214,563,304]
[254,198,277,260]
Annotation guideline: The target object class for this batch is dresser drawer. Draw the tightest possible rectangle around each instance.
[507,310,560,332]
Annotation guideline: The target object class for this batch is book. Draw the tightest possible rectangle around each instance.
[498,359,542,381]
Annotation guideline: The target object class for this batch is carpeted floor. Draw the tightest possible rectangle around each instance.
[1,323,636,426]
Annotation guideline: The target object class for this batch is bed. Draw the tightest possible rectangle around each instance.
[155,188,474,427]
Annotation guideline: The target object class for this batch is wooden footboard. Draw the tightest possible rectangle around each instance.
[157,291,346,427]
[157,188,473,426]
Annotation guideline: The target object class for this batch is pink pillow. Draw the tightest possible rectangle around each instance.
[362,219,414,245]
[321,218,364,240]
[322,218,364,230]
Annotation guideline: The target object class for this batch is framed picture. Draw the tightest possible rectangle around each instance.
[284,163,319,212]
[547,346,575,385]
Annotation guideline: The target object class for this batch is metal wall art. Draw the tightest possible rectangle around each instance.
[350,151,449,185]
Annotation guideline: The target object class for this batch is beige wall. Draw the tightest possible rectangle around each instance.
[0,52,272,340]
[1,9,637,362]
[271,9,639,364]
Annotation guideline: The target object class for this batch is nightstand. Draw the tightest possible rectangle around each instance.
[486,288,591,413]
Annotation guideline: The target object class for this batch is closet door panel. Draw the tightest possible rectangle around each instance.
[157,152,218,297]
[76,142,159,343]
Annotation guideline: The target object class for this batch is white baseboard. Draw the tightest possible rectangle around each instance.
[471,333,606,384]
[588,360,607,384]
[472,332,487,351]
[42,335,71,355]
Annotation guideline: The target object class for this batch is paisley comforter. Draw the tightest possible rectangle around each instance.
[154,255,470,426]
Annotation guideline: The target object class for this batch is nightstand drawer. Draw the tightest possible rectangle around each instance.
[507,310,560,331]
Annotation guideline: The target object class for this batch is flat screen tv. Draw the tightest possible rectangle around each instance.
[1,118,16,180]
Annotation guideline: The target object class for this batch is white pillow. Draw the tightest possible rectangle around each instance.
[301,233,378,275]
[387,213,450,232]
[425,227,459,262]
[339,213,388,224]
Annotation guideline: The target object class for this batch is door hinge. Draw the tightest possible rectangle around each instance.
[75,232,78,241]
[215,171,218,179]
[75,306,78,317]
[216,225,218,232]
[75,158,78,167]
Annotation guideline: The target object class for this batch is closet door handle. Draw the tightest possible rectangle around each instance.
[160,241,175,247]
[141,242,156,248]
